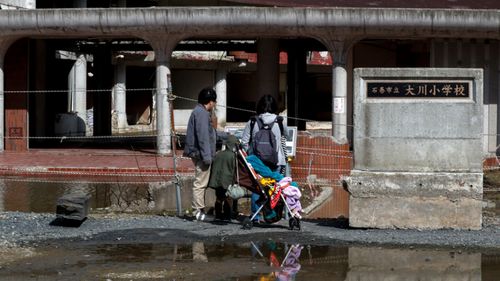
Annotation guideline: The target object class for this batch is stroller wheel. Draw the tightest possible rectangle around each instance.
[242,217,253,230]
[289,217,301,231]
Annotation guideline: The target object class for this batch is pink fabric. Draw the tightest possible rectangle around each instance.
[276,244,303,281]
[279,177,302,213]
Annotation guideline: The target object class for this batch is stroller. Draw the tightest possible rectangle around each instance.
[235,145,301,230]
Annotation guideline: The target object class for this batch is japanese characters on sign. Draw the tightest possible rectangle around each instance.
[366,81,470,98]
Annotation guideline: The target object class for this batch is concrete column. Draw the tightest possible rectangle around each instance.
[112,60,127,132]
[332,60,348,143]
[156,58,172,155]
[215,68,227,127]
[150,38,178,155]
[257,39,280,100]
[322,38,354,144]
[68,54,88,136]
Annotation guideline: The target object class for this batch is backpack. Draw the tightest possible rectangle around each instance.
[249,116,284,168]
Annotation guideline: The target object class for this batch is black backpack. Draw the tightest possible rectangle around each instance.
[249,116,284,168]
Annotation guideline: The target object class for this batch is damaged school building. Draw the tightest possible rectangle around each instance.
[0,0,497,229]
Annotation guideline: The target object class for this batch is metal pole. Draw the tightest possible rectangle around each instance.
[172,139,183,217]
[168,78,183,217]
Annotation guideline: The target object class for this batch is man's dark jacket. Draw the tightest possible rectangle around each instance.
[183,104,217,165]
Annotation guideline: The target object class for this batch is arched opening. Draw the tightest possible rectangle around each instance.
[4,34,343,161]
[4,36,157,150]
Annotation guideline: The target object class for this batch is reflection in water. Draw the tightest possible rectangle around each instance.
[0,239,496,280]
[275,244,303,281]
[251,242,303,281]
[346,247,481,281]
[249,241,348,281]
[192,241,208,263]
[247,243,485,281]
[0,238,494,281]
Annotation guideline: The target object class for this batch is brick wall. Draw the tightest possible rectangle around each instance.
[484,156,500,170]
[290,132,352,218]
[290,132,351,184]
[4,39,29,151]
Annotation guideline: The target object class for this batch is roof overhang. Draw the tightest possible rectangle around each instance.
[0,7,499,43]
[227,0,500,9]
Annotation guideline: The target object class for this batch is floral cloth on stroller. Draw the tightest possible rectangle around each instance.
[236,147,302,230]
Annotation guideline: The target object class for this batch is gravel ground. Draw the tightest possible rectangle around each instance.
[1,211,499,251]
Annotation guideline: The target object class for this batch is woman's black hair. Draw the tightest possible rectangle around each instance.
[198,88,217,105]
[256,95,278,114]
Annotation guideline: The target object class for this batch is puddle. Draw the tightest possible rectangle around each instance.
[0,241,498,280]
[1,181,499,280]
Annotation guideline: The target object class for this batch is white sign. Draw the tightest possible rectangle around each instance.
[285,126,298,157]
[334,97,345,114]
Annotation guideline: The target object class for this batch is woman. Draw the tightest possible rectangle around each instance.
[241,95,288,223]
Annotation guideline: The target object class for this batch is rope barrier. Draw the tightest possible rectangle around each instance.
[0,168,186,178]
[8,86,500,134]
[0,164,349,177]
[1,87,355,127]
[291,166,351,172]
[2,87,156,94]
[295,150,353,159]
[0,169,345,186]
[1,177,176,185]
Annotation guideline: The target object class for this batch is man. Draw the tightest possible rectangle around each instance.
[183,88,218,221]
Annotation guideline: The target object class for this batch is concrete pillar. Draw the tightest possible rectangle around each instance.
[68,54,88,136]
[112,60,127,132]
[257,39,280,101]
[322,38,354,144]
[215,68,227,127]
[332,61,348,143]
[150,38,178,155]
[156,58,172,155]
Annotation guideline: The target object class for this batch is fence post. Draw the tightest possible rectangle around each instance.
[168,87,183,217]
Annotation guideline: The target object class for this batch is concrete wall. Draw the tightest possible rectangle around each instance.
[348,68,484,229]
[353,68,483,172]
[149,178,216,215]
